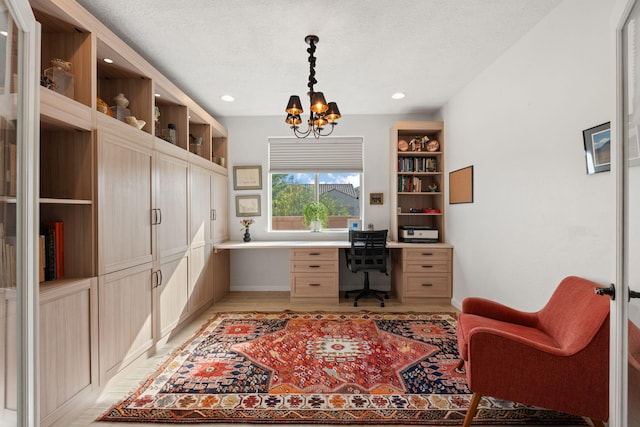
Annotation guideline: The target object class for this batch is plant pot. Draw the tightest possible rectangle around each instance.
[310,220,322,232]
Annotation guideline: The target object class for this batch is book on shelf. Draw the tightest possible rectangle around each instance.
[0,140,4,195]
[8,143,16,197]
[39,235,45,283]
[0,222,16,287]
[41,221,64,281]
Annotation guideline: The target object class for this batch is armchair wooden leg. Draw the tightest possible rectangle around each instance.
[590,419,605,427]
[455,359,465,372]
[463,392,481,427]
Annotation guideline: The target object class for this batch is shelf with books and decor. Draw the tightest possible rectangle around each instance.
[390,121,446,242]
[39,122,95,283]
[389,121,452,304]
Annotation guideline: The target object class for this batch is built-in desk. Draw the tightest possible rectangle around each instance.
[215,241,453,304]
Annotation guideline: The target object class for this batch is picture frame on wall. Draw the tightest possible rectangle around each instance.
[233,165,262,190]
[369,193,384,205]
[582,122,611,174]
[236,195,261,217]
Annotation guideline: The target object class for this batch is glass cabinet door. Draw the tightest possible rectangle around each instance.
[0,0,37,425]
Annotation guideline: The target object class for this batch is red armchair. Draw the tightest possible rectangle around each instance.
[456,276,610,427]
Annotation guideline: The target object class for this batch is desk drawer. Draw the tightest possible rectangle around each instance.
[403,248,451,262]
[404,274,451,298]
[291,273,337,298]
[291,260,338,273]
[404,260,450,273]
[291,248,337,261]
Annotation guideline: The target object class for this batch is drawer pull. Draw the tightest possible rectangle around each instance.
[421,265,433,269]
[421,283,434,287]
[422,253,434,256]
[308,283,321,287]
[309,252,321,256]
[309,265,321,268]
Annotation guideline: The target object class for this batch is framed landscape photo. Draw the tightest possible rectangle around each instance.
[236,195,261,217]
[233,165,262,190]
[583,122,611,174]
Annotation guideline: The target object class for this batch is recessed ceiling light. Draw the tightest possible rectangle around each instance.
[0,31,7,37]
[154,93,161,97]
[392,92,406,100]
[221,94,235,102]
[103,58,114,64]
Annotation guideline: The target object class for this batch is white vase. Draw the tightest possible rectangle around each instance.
[114,92,129,108]
[310,220,322,232]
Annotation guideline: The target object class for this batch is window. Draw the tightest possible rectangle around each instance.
[268,137,363,231]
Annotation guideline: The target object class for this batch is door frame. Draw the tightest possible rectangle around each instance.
[613,0,636,426]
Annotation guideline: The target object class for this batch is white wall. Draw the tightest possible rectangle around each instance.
[442,0,617,311]
[220,113,429,290]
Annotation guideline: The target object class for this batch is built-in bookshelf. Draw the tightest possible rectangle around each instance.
[390,121,445,242]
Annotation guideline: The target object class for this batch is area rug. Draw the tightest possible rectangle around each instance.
[99,311,586,424]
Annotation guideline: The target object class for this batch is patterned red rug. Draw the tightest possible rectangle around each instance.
[99,311,586,424]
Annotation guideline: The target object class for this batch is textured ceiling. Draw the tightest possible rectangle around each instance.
[76,0,562,119]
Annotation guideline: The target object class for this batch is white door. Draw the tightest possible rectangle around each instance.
[614,2,640,426]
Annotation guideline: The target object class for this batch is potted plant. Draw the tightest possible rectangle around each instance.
[303,201,328,232]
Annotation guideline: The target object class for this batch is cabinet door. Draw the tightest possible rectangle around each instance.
[157,253,189,338]
[98,263,153,383]
[190,165,211,247]
[40,279,96,424]
[97,129,153,274]
[189,243,213,313]
[155,152,189,259]
[211,172,228,244]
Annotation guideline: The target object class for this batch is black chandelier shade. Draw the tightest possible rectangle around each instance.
[284,35,341,138]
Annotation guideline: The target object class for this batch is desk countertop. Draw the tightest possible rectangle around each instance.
[215,240,453,250]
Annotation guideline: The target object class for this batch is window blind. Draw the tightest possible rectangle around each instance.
[268,137,364,172]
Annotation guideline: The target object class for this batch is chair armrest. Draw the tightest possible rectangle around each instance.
[462,297,538,327]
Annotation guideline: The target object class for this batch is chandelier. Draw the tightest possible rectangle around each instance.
[285,35,341,138]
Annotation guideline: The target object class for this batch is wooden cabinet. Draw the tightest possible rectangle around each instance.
[28,1,230,422]
[211,172,229,245]
[156,253,189,338]
[392,246,452,302]
[40,279,97,427]
[96,120,154,275]
[390,121,445,242]
[290,248,339,304]
[98,263,154,383]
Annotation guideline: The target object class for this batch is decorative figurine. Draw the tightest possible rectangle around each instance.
[114,93,129,108]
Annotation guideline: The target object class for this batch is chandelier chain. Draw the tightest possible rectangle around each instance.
[307,40,317,94]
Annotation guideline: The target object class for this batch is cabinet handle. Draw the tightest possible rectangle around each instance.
[151,209,157,225]
[421,265,433,269]
[211,209,216,221]
[422,253,434,256]
[421,283,434,287]
[157,208,162,225]
[308,252,321,256]
[308,265,321,268]
[308,283,321,287]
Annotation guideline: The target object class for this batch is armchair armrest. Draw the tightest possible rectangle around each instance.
[462,297,539,327]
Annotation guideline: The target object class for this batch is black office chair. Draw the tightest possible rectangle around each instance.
[344,230,389,307]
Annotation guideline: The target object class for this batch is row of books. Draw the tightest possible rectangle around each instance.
[40,221,64,282]
[398,157,437,173]
[398,175,425,193]
[0,222,16,287]
[0,141,17,197]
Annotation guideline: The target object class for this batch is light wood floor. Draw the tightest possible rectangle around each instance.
[70,292,457,427]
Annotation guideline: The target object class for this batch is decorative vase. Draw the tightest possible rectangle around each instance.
[114,92,129,108]
[243,229,251,242]
[310,220,322,232]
